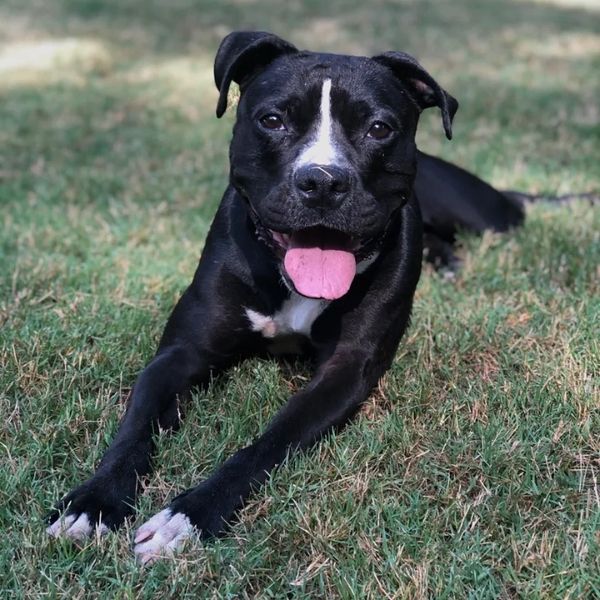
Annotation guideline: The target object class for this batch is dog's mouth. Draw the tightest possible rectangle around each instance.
[267,226,361,300]
[244,198,387,300]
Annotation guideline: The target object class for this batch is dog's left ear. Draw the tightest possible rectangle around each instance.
[372,51,458,140]
[214,31,298,118]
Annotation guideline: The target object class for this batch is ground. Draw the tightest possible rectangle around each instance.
[0,0,599,597]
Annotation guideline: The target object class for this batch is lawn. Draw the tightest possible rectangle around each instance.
[1,0,599,597]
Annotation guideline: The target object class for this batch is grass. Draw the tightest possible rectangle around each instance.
[1,0,599,597]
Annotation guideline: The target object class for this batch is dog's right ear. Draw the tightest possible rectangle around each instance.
[214,31,297,118]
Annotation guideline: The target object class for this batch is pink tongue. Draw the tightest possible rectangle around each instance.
[284,247,356,300]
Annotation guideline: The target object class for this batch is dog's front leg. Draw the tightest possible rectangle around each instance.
[133,341,398,563]
[45,339,209,540]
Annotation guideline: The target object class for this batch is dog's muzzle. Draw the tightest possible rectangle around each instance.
[293,163,354,211]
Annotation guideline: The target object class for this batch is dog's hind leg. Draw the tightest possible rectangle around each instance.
[415,151,525,268]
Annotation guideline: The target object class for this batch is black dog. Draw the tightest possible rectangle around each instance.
[47,31,524,563]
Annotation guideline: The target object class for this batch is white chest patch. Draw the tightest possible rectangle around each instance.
[245,293,329,339]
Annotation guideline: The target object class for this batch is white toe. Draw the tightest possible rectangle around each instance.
[133,508,172,543]
[46,514,77,537]
[64,513,92,540]
[134,510,194,564]
[47,512,109,540]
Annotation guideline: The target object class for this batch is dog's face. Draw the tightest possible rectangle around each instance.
[215,32,457,300]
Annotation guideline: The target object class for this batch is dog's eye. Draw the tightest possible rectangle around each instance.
[367,121,393,140]
[260,114,286,131]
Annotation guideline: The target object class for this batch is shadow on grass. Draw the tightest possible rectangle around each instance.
[0,0,598,241]
[3,0,600,56]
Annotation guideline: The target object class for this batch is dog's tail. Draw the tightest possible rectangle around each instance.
[502,190,599,208]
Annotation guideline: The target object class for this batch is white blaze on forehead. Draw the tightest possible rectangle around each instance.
[296,78,338,167]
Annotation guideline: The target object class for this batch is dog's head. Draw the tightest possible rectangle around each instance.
[215,31,458,300]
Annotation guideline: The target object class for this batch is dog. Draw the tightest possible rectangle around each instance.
[46,31,524,563]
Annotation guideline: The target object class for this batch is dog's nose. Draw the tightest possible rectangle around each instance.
[294,164,352,208]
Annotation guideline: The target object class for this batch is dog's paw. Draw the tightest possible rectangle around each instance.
[133,509,195,565]
[133,483,235,563]
[46,511,109,541]
[46,478,134,542]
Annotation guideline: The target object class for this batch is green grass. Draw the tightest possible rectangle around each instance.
[1,0,599,597]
